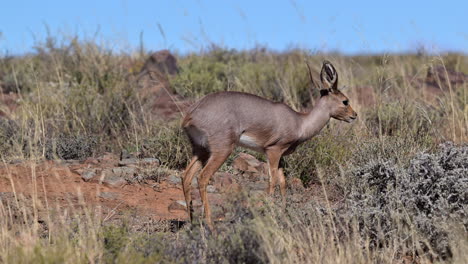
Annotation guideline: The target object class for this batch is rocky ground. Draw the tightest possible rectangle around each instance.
[0,151,340,230]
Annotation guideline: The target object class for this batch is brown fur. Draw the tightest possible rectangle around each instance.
[181,61,357,230]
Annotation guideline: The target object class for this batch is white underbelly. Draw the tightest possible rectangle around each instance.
[238,134,263,151]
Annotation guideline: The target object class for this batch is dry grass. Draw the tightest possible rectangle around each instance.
[0,36,466,263]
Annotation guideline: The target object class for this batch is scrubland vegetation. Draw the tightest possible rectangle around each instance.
[0,36,466,263]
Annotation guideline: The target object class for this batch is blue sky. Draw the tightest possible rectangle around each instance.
[0,0,466,55]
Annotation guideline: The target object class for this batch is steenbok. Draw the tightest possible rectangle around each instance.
[181,60,357,229]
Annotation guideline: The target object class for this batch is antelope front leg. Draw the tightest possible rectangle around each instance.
[278,168,286,205]
[266,149,282,195]
[267,164,277,195]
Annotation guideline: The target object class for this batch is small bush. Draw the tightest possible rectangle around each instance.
[44,135,97,160]
[102,225,130,262]
[364,101,439,140]
[343,143,468,259]
[0,119,19,157]
[139,122,191,170]
[284,126,355,185]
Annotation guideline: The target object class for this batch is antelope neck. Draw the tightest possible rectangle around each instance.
[298,99,331,140]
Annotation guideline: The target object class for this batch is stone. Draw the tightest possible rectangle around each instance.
[207,185,217,193]
[81,169,96,182]
[98,152,118,161]
[0,192,15,201]
[8,159,23,164]
[118,158,139,166]
[99,192,120,200]
[213,172,236,188]
[64,159,79,165]
[97,152,119,166]
[53,159,67,166]
[289,193,303,203]
[137,50,178,96]
[191,177,198,187]
[288,177,305,191]
[211,205,225,219]
[83,157,99,165]
[120,149,132,160]
[112,167,137,178]
[250,190,267,198]
[141,158,159,166]
[206,193,224,203]
[167,175,182,184]
[233,153,266,175]
[249,181,269,191]
[118,157,159,167]
[140,50,179,76]
[100,169,127,188]
[168,200,187,211]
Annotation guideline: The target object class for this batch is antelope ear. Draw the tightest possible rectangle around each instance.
[320,60,338,90]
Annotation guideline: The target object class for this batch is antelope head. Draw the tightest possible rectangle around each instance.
[307,60,357,123]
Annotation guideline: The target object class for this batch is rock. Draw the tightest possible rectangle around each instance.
[140,50,179,77]
[213,172,235,187]
[207,185,217,193]
[112,167,137,178]
[206,193,224,203]
[100,169,127,188]
[168,200,187,211]
[191,177,198,187]
[212,172,242,193]
[288,177,305,192]
[83,157,99,165]
[120,149,137,160]
[118,158,160,167]
[141,158,159,166]
[249,181,269,191]
[167,175,182,184]
[0,192,15,201]
[191,191,201,200]
[99,192,120,200]
[233,153,266,174]
[97,152,119,166]
[54,159,79,165]
[52,159,67,166]
[136,50,178,96]
[118,158,139,167]
[250,190,267,198]
[81,169,96,182]
[211,204,225,219]
[8,159,23,165]
[102,175,127,188]
[289,193,303,203]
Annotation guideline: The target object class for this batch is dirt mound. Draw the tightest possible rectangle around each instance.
[411,65,467,102]
[0,92,19,118]
[425,65,467,89]
[136,50,178,95]
[136,50,192,120]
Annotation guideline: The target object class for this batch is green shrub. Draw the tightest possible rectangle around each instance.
[139,122,191,170]
[364,101,439,140]
[283,126,355,185]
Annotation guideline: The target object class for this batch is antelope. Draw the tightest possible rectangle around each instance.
[181,60,357,229]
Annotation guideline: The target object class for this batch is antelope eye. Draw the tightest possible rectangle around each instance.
[343,100,349,106]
